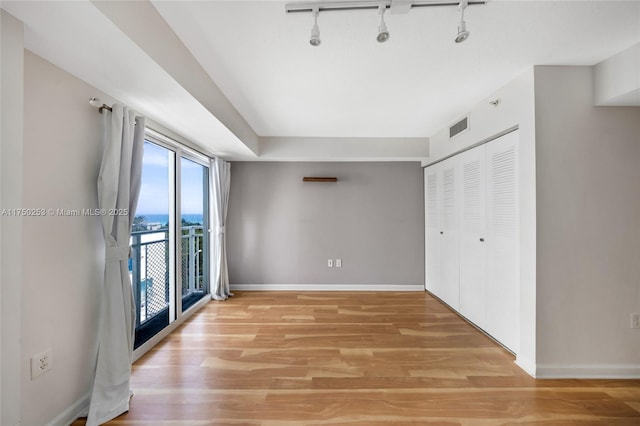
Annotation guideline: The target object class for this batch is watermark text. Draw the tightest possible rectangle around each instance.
[1,208,129,217]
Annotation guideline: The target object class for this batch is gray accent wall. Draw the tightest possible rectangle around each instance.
[227,162,424,286]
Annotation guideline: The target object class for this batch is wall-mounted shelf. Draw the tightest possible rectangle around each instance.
[303,177,338,182]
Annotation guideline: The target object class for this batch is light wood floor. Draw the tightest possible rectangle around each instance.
[74,291,640,425]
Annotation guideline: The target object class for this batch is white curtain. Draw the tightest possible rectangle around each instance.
[210,157,232,300]
[87,105,145,426]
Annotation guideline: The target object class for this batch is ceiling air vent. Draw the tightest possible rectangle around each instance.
[449,115,469,139]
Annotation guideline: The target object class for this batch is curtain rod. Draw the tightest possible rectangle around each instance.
[89,97,216,161]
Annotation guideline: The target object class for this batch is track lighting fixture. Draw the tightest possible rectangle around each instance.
[377,6,389,43]
[455,0,470,43]
[310,8,321,46]
[285,1,485,46]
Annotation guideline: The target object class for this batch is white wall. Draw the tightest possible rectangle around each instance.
[534,66,640,377]
[19,50,112,425]
[594,42,640,106]
[1,10,24,426]
[259,136,429,163]
[227,162,425,289]
[427,69,538,375]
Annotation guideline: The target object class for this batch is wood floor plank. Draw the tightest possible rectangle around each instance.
[72,291,640,425]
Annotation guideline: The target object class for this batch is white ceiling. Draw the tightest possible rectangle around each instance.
[152,0,640,138]
[2,0,640,161]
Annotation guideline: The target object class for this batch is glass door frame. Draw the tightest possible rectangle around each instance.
[144,129,211,327]
[179,155,210,313]
[131,137,176,349]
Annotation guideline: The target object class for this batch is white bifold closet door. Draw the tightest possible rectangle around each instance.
[439,157,460,309]
[459,145,487,329]
[485,131,519,353]
[424,130,519,354]
[424,157,460,310]
[424,167,441,297]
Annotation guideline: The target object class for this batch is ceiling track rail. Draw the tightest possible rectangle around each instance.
[285,1,486,14]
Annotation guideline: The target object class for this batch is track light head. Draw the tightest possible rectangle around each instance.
[377,21,389,43]
[455,20,469,43]
[455,0,470,43]
[310,23,321,46]
[377,6,389,43]
[310,9,321,46]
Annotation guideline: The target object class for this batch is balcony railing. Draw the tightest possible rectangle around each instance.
[181,226,206,297]
[130,226,207,327]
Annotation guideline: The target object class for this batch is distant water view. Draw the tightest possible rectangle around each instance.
[137,213,204,225]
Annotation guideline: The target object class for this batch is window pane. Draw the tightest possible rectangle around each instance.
[180,157,209,312]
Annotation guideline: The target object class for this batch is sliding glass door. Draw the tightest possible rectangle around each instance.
[130,138,211,349]
[180,157,210,311]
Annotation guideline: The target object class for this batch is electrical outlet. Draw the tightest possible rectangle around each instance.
[327,259,333,268]
[31,350,53,379]
[631,314,640,329]
[336,259,342,268]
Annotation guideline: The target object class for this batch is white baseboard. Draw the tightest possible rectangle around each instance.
[514,356,536,377]
[535,363,640,379]
[46,392,89,426]
[230,284,424,292]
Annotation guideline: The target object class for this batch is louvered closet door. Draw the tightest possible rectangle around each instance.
[485,131,519,353]
[459,145,487,329]
[424,166,441,296]
[439,156,460,309]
